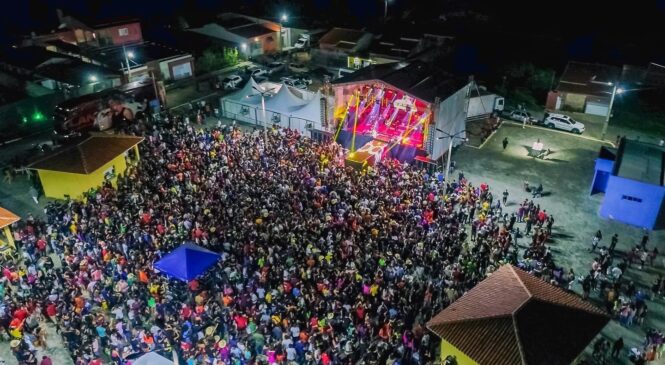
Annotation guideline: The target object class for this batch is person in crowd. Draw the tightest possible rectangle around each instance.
[7,109,657,365]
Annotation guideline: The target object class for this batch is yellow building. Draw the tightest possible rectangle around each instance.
[0,207,20,256]
[426,265,609,365]
[29,134,143,200]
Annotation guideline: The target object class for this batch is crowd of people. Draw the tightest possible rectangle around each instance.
[1,114,562,365]
[581,227,665,363]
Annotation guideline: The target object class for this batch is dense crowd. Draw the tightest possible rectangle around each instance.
[1,115,560,365]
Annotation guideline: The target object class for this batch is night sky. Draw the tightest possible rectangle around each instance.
[2,0,664,67]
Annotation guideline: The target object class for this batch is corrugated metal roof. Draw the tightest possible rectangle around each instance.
[332,60,468,103]
[426,265,609,365]
[319,28,367,46]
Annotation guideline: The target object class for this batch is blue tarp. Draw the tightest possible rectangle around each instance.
[154,242,220,281]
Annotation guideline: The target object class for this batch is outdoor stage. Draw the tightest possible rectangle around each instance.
[334,83,432,166]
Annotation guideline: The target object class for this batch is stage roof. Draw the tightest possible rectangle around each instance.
[333,60,468,104]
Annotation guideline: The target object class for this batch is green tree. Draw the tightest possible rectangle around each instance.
[223,47,239,67]
[497,62,556,108]
[196,47,240,74]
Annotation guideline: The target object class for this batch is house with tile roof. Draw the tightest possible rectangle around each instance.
[426,265,609,365]
[29,134,143,200]
[0,207,20,251]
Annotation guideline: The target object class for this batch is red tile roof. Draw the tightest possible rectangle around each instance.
[426,265,609,365]
[0,207,20,229]
[29,134,143,174]
[556,61,620,98]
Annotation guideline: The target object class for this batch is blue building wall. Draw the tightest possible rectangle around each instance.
[599,175,665,229]
[591,158,614,194]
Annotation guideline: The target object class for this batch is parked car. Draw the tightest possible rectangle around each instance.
[250,67,269,79]
[294,34,310,49]
[284,79,308,90]
[280,76,297,83]
[298,75,313,85]
[503,109,536,123]
[289,62,309,73]
[266,61,286,74]
[542,112,586,134]
[281,74,312,85]
[222,75,243,89]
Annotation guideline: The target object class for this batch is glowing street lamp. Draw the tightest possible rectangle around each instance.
[279,13,289,49]
[89,75,98,82]
[126,51,135,59]
[601,83,623,140]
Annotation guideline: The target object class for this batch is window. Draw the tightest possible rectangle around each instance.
[118,28,129,36]
[622,195,643,203]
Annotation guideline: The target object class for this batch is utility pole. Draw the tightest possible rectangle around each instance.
[601,84,619,141]
[123,44,131,81]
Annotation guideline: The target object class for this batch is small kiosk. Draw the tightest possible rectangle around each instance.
[0,207,20,258]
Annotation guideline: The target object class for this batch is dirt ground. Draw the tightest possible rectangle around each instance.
[454,123,665,364]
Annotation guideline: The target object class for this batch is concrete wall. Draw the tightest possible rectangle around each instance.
[599,175,665,229]
[97,22,143,46]
[156,55,195,81]
[440,339,479,365]
[37,153,128,200]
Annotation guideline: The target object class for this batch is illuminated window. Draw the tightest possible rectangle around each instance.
[118,28,129,36]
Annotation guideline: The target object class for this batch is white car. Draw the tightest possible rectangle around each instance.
[249,68,268,78]
[222,75,243,89]
[289,63,309,73]
[294,34,310,48]
[266,62,285,74]
[284,79,307,90]
[542,113,586,134]
[504,110,536,123]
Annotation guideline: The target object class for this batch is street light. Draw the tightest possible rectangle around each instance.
[279,13,289,49]
[600,83,621,140]
[122,45,134,80]
[88,75,98,82]
[248,85,275,141]
[437,129,467,182]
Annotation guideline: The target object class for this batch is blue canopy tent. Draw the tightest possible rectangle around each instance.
[154,242,221,281]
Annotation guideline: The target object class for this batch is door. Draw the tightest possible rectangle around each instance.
[585,101,609,117]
